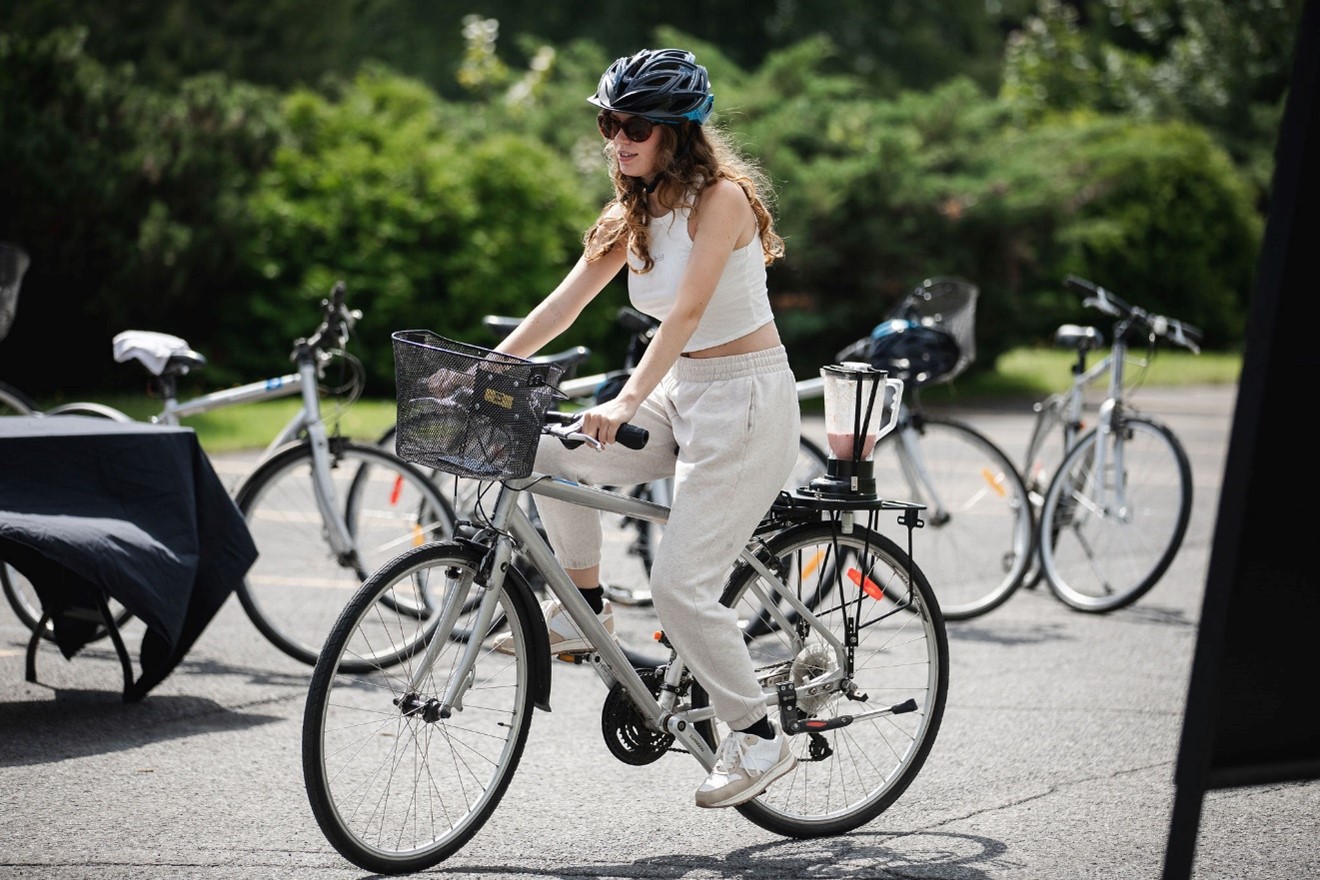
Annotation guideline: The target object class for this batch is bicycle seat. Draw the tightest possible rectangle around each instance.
[1053,324,1104,353]
[112,330,207,377]
[481,315,591,377]
[482,315,523,339]
[534,345,591,375]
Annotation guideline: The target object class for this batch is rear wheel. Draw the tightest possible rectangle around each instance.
[0,380,37,416]
[2,562,134,642]
[871,416,1034,620]
[695,521,948,837]
[235,440,456,667]
[303,542,536,873]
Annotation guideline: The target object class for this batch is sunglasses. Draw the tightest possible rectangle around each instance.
[596,110,667,142]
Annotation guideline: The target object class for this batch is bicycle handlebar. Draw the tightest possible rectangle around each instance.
[544,409,649,451]
[1066,275,1202,354]
[302,280,362,354]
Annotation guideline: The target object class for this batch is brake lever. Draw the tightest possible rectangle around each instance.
[548,422,603,450]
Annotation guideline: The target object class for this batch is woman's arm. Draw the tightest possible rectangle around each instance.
[579,179,756,443]
[495,246,628,360]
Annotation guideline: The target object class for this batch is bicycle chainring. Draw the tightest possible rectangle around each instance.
[601,668,675,766]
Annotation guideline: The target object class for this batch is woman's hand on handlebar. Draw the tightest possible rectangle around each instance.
[572,398,639,448]
[545,409,648,450]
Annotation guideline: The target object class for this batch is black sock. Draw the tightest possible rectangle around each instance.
[738,717,775,740]
[581,586,605,615]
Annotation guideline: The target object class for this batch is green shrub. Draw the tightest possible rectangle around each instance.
[236,66,603,392]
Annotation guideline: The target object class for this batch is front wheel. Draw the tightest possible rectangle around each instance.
[303,542,537,873]
[1038,415,1192,613]
[871,416,1035,620]
[235,440,457,666]
[697,521,948,837]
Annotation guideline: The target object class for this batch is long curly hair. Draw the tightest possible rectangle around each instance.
[583,121,785,273]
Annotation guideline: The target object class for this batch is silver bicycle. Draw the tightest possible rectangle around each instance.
[301,330,948,874]
[1019,276,1201,612]
[375,306,829,668]
[826,278,1035,620]
[2,283,458,666]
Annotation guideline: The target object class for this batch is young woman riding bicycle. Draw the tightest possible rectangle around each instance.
[489,47,801,809]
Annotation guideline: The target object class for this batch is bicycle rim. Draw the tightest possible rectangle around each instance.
[303,543,535,874]
[1039,417,1192,612]
[236,442,456,666]
[3,562,133,642]
[702,522,948,837]
[872,417,1034,620]
[0,380,37,416]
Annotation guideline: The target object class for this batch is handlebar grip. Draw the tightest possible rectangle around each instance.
[616,423,649,450]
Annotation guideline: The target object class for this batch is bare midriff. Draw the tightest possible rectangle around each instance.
[681,321,782,358]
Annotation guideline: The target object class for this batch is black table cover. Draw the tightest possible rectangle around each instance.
[0,415,258,699]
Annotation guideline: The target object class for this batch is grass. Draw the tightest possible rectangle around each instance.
[922,346,1242,404]
[39,347,1240,453]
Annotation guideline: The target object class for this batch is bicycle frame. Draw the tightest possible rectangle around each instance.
[1023,327,1144,519]
[1019,348,1114,493]
[151,340,359,559]
[403,473,877,771]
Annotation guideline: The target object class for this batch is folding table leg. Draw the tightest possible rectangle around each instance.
[23,597,138,700]
[24,612,48,684]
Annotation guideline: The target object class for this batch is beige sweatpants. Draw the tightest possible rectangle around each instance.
[533,345,801,730]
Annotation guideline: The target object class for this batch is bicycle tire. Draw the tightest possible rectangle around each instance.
[235,439,457,667]
[303,542,537,873]
[0,380,37,415]
[695,521,948,837]
[871,415,1034,620]
[1038,415,1192,613]
[42,402,134,421]
[2,560,134,642]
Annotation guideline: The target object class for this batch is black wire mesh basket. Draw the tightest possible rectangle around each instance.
[392,330,565,480]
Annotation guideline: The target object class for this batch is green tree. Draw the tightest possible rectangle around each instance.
[0,26,284,395]
[237,66,602,391]
[1002,0,1301,197]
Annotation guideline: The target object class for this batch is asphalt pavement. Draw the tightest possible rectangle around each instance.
[2,382,1317,879]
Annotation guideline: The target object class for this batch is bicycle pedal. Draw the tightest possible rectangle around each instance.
[555,651,591,664]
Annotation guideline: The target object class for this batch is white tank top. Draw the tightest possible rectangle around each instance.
[627,207,774,352]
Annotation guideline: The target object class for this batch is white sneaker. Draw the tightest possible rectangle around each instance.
[492,597,615,655]
[695,726,797,809]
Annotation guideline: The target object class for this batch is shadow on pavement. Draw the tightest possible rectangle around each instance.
[0,691,284,768]
[454,830,1013,878]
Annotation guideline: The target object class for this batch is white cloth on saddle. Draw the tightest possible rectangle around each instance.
[112,330,193,376]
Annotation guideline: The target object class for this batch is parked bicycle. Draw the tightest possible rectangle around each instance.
[2,282,459,666]
[827,277,1035,621]
[1018,276,1201,613]
[302,330,948,874]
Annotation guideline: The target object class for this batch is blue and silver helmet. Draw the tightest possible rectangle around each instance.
[588,48,714,124]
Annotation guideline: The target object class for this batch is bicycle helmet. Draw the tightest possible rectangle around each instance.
[857,319,963,387]
[588,48,714,123]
